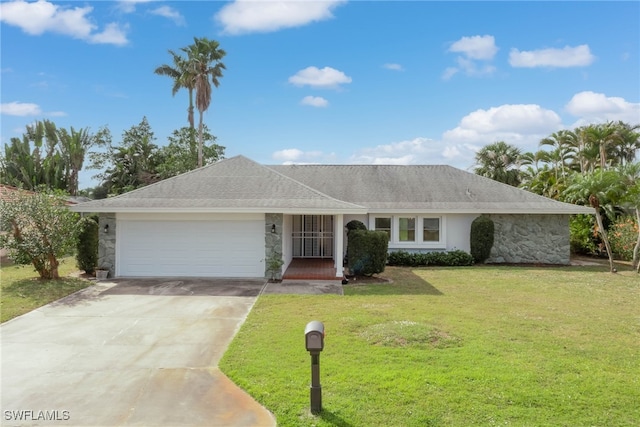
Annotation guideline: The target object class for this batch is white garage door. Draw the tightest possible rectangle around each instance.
[117,220,265,277]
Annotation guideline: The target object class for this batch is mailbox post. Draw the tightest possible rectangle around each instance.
[305,321,324,414]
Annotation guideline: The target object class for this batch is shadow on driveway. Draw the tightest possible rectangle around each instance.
[100,278,267,297]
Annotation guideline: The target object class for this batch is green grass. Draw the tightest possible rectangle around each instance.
[1,256,91,323]
[220,265,640,426]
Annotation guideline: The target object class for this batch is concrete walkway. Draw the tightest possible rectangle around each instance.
[1,279,276,427]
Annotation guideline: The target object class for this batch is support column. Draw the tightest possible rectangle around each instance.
[334,214,344,277]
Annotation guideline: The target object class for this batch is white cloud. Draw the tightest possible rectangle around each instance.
[565,91,640,125]
[289,66,352,89]
[444,35,498,79]
[150,6,186,26]
[1,102,42,116]
[89,23,128,46]
[441,104,563,161]
[509,44,595,68]
[350,137,447,165]
[216,0,345,35]
[449,35,498,60]
[0,0,128,45]
[272,148,328,163]
[300,96,329,107]
[383,63,404,71]
[117,0,155,14]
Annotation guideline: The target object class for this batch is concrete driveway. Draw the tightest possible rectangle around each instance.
[1,278,276,427]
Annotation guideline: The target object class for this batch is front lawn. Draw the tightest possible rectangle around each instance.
[1,257,91,323]
[220,265,639,426]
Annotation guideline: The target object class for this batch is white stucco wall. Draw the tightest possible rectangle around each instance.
[445,214,479,252]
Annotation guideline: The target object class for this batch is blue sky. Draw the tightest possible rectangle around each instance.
[1,0,639,189]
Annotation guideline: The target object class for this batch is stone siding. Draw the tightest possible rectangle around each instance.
[98,213,116,277]
[487,214,570,265]
[265,213,283,279]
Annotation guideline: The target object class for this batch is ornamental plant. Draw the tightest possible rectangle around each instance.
[0,190,80,279]
[608,215,638,261]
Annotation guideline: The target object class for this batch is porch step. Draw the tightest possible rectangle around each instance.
[283,258,338,280]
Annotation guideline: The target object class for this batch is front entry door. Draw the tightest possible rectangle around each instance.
[292,215,334,258]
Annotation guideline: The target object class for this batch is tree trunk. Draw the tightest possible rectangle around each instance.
[197,110,203,168]
[594,208,616,273]
[633,207,640,273]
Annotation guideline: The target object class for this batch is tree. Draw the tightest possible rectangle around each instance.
[91,117,160,195]
[0,190,80,279]
[154,49,197,152]
[155,125,225,179]
[1,120,105,195]
[473,141,522,186]
[613,162,640,272]
[539,130,577,179]
[183,37,226,168]
[564,170,623,273]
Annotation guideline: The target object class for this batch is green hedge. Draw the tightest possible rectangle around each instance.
[347,229,388,276]
[387,250,474,267]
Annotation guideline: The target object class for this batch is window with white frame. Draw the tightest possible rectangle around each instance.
[398,217,415,242]
[374,217,391,240]
[423,218,440,241]
[372,215,443,246]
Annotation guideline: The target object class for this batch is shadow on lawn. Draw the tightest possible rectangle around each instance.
[344,267,443,296]
[316,409,354,427]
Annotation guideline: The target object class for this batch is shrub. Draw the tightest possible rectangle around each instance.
[608,215,638,261]
[570,214,597,255]
[76,216,99,274]
[470,215,494,263]
[345,220,367,233]
[388,250,473,267]
[347,230,388,276]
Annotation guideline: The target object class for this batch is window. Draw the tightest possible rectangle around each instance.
[374,217,391,239]
[423,218,440,241]
[398,217,415,242]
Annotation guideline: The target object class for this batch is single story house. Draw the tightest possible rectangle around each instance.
[71,155,592,279]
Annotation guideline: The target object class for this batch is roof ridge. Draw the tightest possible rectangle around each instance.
[263,164,366,209]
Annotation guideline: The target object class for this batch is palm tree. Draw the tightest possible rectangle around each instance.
[614,162,640,271]
[182,37,226,168]
[154,50,196,131]
[564,170,624,273]
[57,126,91,196]
[611,121,640,167]
[473,141,522,186]
[539,130,577,179]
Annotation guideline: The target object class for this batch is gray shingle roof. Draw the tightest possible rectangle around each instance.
[72,155,592,214]
[269,164,592,214]
[72,156,364,213]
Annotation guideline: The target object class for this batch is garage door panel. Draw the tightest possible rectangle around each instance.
[118,220,264,277]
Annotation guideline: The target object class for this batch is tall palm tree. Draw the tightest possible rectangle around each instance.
[155,50,197,154]
[611,121,640,167]
[473,141,522,186]
[583,122,620,170]
[182,37,226,168]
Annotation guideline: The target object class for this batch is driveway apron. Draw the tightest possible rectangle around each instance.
[1,279,276,427]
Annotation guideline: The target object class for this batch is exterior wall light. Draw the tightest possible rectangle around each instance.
[104,224,109,233]
[271,224,276,233]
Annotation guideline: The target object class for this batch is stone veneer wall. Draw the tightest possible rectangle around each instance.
[265,213,283,279]
[486,214,571,265]
[98,213,116,278]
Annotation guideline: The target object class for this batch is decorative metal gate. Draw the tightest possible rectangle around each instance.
[292,215,334,258]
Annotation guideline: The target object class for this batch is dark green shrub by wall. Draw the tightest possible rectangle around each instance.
[470,215,494,263]
[347,229,388,276]
[346,219,367,233]
[76,216,99,274]
[387,250,474,267]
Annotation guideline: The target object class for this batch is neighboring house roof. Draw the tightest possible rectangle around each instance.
[71,155,593,215]
[0,185,78,206]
